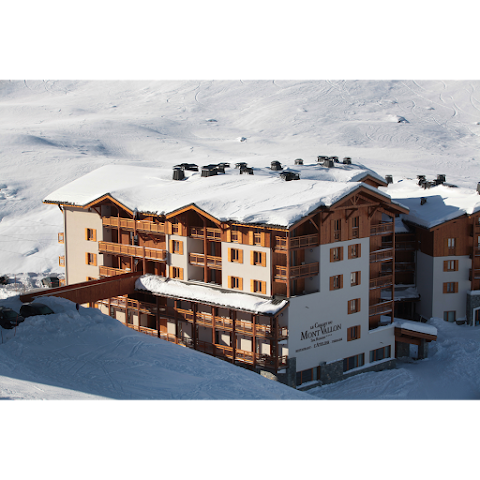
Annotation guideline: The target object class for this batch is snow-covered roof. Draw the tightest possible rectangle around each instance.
[383,179,480,230]
[135,274,288,315]
[44,161,399,228]
[394,318,438,337]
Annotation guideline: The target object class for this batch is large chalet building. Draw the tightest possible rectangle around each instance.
[44,158,448,388]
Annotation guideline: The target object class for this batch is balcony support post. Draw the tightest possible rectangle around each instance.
[286,231,291,298]
[155,296,160,338]
[203,218,208,283]
[192,303,197,348]
[252,314,257,369]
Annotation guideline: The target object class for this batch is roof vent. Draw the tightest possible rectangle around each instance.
[201,165,218,177]
[215,164,225,174]
[343,157,352,164]
[240,166,254,175]
[385,175,393,184]
[172,166,185,181]
[235,162,248,169]
[280,172,300,181]
[422,181,435,190]
[417,175,426,186]
[176,163,199,172]
[271,161,283,171]
[317,155,328,163]
[294,158,303,165]
[420,197,427,205]
[323,158,335,168]
[218,162,230,168]
[436,174,446,185]
[331,156,339,163]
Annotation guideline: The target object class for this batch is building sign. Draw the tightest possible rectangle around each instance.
[299,320,342,349]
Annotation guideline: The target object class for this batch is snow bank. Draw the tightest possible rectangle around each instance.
[135,274,287,314]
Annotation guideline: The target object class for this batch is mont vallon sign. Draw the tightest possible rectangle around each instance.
[299,320,342,349]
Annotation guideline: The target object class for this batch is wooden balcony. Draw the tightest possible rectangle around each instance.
[274,234,319,251]
[98,241,166,261]
[99,265,128,277]
[102,216,165,234]
[274,262,319,280]
[369,275,393,290]
[125,323,159,338]
[101,297,158,315]
[58,232,64,244]
[190,226,222,241]
[370,248,393,263]
[189,252,222,269]
[395,241,415,251]
[370,222,394,236]
[469,268,480,281]
[369,300,393,316]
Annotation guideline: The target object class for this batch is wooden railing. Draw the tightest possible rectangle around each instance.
[125,324,159,337]
[370,222,394,235]
[395,241,416,251]
[189,253,222,268]
[369,249,393,263]
[58,232,64,244]
[274,262,319,279]
[102,216,165,234]
[369,275,393,290]
[98,241,167,261]
[103,297,157,315]
[274,234,319,250]
[369,301,393,316]
[190,227,222,241]
[99,266,128,277]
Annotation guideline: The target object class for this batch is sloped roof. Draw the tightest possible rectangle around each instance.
[44,161,402,228]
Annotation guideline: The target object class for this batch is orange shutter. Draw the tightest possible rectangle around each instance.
[228,276,232,288]
[228,248,233,262]
[169,239,173,252]
[250,279,255,292]
[238,249,243,264]
[93,254,97,266]
[85,228,89,241]
[239,277,243,290]
[179,268,184,280]
[170,266,174,278]
[261,252,266,267]
[92,229,97,241]
[261,281,266,294]
[250,251,255,265]
[248,231,254,245]
[85,252,89,265]
[179,241,183,255]
[226,229,232,243]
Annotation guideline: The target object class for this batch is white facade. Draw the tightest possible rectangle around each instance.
[416,251,470,320]
[287,237,395,372]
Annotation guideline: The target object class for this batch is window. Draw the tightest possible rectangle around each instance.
[254,229,262,245]
[370,345,391,363]
[251,279,266,294]
[348,243,361,259]
[446,237,456,255]
[230,226,240,243]
[443,282,458,293]
[350,271,360,286]
[228,248,243,263]
[171,218,180,235]
[85,228,97,241]
[295,367,320,386]
[343,353,365,372]
[443,260,458,272]
[333,219,341,242]
[348,298,360,314]
[85,253,97,266]
[351,216,359,239]
[170,266,184,280]
[228,276,243,290]
[170,239,184,255]
[347,325,361,341]
[86,276,96,281]
[330,274,343,290]
[251,250,266,266]
[444,311,456,322]
[330,246,343,262]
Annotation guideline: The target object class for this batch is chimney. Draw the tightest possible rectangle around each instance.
[385,175,393,184]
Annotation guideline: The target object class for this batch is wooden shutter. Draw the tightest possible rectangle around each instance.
[454,282,458,293]
[228,276,232,288]
[250,279,254,292]
[248,231,254,245]
[443,283,448,294]
[261,281,266,294]
[85,228,89,241]
[93,254,97,266]
[170,266,174,278]
[347,327,352,341]
[261,252,266,267]
[238,249,243,263]
[340,274,343,288]
[228,248,233,262]
[179,241,183,255]
[357,271,361,285]
[330,276,334,290]
[92,229,97,241]
[85,252,89,265]
[179,268,184,280]
[226,229,232,243]
[238,277,243,290]
[330,248,334,262]
[250,251,255,265]
[340,247,344,261]
[169,239,173,252]
[443,260,448,272]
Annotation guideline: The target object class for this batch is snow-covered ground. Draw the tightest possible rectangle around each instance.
[1,80,480,402]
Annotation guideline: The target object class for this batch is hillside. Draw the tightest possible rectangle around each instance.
[0,79,480,399]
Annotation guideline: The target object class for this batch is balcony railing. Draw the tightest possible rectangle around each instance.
[58,232,64,244]
[99,266,128,277]
[274,262,319,280]
[190,226,222,241]
[369,300,394,316]
[370,222,394,236]
[101,297,158,315]
[369,275,393,290]
[102,216,165,234]
[98,241,166,261]
[189,253,222,269]
[370,249,393,263]
[274,234,319,250]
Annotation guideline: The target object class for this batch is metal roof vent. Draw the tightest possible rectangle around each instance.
[201,165,218,177]
[172,166,185,181]
[422,181,435,190]
[215,164,225,174]
[280,172,300,181]
[294,158,303,165]
[240,166,254,175]
[317,155,328,163]
[420,197,427,205]
[436,174,446,185]
[343,157,352,164]
[417,175,426,186]
[218,162,230,168]
[271,161,283,171]
[385,175,393,184]
[331,156,339,163]
[323,158,335,168]
[177,163,199,171]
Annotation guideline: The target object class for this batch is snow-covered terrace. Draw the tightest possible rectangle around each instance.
[44,161,402,228]
[393,318,438,337]
[136,274,288,315]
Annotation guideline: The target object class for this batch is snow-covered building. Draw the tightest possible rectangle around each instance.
[45,158,438,388]
[384,175,480,328]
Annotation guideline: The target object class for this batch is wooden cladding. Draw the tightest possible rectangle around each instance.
[443,282,458,294]
[330,274,343,290]
[102,216,166,234]
[85,228,97,242]
[226,227,271,247]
